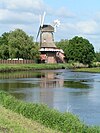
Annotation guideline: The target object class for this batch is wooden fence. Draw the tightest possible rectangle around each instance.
[0,59,34,64]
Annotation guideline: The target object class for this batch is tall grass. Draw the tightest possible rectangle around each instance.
[0,105,60,133]
[0,91,99,133]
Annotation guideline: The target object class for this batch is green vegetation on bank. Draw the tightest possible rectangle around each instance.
[0,105,60,133]
[0,63,91,72]
[0,91,100,133]
[0,63,67,72]
[0,63,99,73]
[75,67,100,73]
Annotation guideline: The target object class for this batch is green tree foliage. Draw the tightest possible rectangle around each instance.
[67,36,95,65]
[95,51,100,62]
[0,29,40,60]
[8,29,40,59]
[56,39,69,58]
[0,32,9,46]
[0,32,10,59]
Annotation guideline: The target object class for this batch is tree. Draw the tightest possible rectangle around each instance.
[0,32,10,59]
[8,29,40,60]
[0,45,9,59]
[67,36,95,65]
[0,32,10,46]
[95,51,100,62]
[56,39,69,58]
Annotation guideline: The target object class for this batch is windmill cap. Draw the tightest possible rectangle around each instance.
[41,25,54,32]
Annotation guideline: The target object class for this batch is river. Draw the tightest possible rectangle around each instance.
[0,69,100,126]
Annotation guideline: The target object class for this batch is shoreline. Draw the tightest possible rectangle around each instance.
[0,63,99,73]
[0,63,66,72]
[0,91,99,133]
[74,67,100,73]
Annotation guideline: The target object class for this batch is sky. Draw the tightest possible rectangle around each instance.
[0,0,100,51]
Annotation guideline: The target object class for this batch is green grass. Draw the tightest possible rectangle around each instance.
[75,67,100,73]
[0,105,61,133]
[0,63,92,72]
[0,91,100,133]
[0,63,66,72]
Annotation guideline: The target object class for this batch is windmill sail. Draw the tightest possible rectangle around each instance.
[36,26,41,42]
[41,12,46,27]
[36,12,46,41]
[53,19,60,32]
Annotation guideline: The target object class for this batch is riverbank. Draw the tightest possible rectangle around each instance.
[0,105,60,133]
[0,91,99,133]
[0,63,89,72]
[75,67,100,73]
[0,63,67,72]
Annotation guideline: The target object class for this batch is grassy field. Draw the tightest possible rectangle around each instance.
[75,67,100,73]
[0,91,100,133]
[0,105,61,133]
[0,63,67,72]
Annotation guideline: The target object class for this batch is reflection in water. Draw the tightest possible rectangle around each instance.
[0,71,42,79]
[40,71,64,88]
[64,80,90,89]
[0,69,100,126]
[39,71,64,108]
[0,82,36,91]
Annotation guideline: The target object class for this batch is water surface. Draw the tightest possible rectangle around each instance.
[0,69,100,125]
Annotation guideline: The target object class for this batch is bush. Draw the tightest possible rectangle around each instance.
[91,62,100,67]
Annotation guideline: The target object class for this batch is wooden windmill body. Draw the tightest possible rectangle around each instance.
[37,12,65,63]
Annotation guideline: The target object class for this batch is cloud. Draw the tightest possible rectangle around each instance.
[0,9,39,24]
[0,0,47,25]
[60,20,99,35]
[57,19,100,51]
[0,0,46,37]
[56,7,75,18]
[76,20,98,34]
[0,0,45,13]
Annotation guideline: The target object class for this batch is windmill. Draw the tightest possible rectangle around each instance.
[36,12,56,48]
[36,12,65,63]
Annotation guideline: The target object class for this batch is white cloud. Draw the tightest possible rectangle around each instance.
[57,20,100,51]
[60,20,99,35]
[0,0,45,13]
[0,0,46,25]
[0,0,46,24]
[0,9,39,24]
[76,20,98,34]
[0,0,46,38]
[56,7,75,18]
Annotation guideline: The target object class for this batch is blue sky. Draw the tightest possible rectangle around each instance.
[0,0,100,51]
